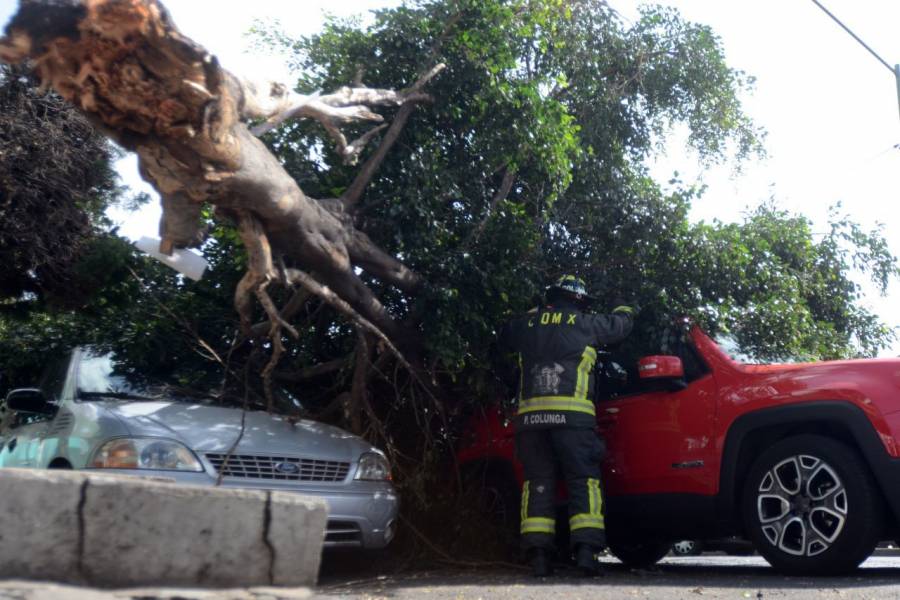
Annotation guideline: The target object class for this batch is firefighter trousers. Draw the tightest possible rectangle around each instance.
[516,426,607,552]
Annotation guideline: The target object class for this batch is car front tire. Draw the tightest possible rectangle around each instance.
[741,434,883,575]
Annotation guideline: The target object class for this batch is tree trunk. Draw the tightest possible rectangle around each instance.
[0,0,436,358]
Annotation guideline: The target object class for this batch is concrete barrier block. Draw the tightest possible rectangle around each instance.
[82,477,274,587]
[0,581,314,599]
[0,469,328,588]
[0,469,83,581]
[267,492,328,586]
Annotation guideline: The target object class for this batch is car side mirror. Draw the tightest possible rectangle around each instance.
[6,388,55,415]
[637,356,687,391]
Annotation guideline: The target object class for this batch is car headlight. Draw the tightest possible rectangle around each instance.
[90,438,203,472]
[355,452,392,481]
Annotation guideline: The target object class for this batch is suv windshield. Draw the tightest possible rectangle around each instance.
[713,334,806,365]
[76,350,215,402]
[714,334,764,364]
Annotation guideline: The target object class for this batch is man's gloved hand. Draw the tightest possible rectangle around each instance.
[610,296,640,315]
[611,304,637,317]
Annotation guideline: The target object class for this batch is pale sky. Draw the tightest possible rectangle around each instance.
[2,0,898,354]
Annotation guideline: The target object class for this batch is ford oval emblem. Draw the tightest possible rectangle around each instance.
[274,462,300,474]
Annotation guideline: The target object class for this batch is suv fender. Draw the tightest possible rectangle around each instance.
[719,401,900,531]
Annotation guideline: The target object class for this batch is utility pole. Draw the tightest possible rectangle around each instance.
[896,64,900,121]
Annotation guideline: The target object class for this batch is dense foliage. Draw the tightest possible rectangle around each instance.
[1,0,896,437]
[253,0,893,378]
[0,64,126,308]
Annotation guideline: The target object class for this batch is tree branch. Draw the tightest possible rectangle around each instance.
[464,167,517,249]
[347,331,371,434]
[235,212,299,411]
[284,267,416,371]
[341,64,446,207]
[273,357,346,382]
[347,229,423,293]
[249,287,313,339]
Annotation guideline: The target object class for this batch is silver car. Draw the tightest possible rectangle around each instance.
[0,348,398,549]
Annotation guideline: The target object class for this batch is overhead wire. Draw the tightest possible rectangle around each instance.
[809,0,894,75]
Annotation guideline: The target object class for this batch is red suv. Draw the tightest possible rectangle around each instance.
[458,319,900,574]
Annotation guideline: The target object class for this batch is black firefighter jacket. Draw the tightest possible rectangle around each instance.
[498,301,633,430]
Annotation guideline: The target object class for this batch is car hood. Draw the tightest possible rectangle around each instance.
[99,401,373,461]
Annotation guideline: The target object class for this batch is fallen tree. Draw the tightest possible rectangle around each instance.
[1,0,441,407]
[6,3,898,561]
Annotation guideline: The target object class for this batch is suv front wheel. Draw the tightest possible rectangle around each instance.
[741,434,883,575]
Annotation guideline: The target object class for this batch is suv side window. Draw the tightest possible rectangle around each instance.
[602,323,708,398]
[658,326,709,383]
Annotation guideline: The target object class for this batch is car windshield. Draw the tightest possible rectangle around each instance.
[76,350,215,402]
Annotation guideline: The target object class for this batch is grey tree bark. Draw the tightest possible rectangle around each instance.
[0,0,441,377]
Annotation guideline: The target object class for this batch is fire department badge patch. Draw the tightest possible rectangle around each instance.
[531,362,565,395]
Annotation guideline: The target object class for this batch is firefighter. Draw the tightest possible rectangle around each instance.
[498,275,634,576]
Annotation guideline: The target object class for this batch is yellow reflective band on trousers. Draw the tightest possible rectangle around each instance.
[522,517,555,534]
[521,481,529,524]
[574,346,597,400]
[520,481,555,535]
[570,478,605,531]
[518,395,596,416]
[517,353,524,399]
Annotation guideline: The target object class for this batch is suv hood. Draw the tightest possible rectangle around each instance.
[734,357,900,416]
[99,401,373,461]
[739,357,900,376]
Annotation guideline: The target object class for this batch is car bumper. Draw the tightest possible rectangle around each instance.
[83,469,399,549]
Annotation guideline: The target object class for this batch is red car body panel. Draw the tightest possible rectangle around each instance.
[458,324,900,504]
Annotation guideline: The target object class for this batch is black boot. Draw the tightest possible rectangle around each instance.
[575,544,602,577]
[529,548,553,577]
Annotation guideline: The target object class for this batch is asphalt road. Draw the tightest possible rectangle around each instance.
[2,554,900,599]
[316,554,900,599]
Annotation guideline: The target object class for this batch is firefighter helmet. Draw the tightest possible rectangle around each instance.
[547,274,595,304]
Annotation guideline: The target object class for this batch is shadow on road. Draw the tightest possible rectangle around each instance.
[318,554,900,596]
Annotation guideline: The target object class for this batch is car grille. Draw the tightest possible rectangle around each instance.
[325,520,363,546]
[205,453,351,482]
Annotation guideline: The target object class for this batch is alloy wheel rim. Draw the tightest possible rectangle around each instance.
[673,540,696,554]
[756,454,847,557]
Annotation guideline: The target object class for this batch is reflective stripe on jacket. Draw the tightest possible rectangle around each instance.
[499,300,632,429]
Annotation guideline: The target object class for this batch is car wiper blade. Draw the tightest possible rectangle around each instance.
[78,391,158,401]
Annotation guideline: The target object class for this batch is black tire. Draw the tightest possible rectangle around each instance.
[726,546,756,557]
[671,540,703,556]
[607,537,671,568]
[741,434,884,575]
